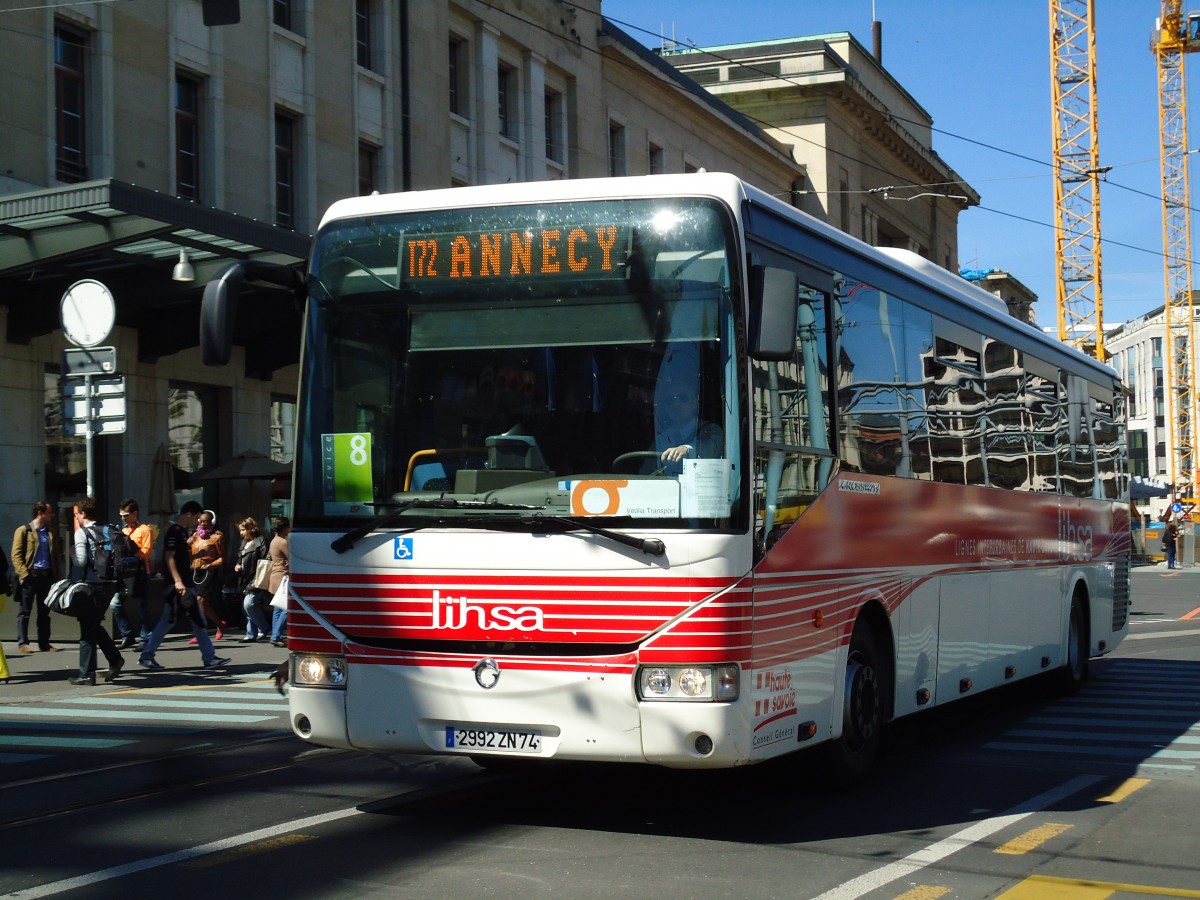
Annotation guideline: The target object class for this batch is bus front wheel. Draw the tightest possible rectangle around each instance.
[1054,592,1089,695]
[826,624,887,788]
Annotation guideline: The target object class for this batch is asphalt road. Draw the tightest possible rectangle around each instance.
[1,565,1198,899]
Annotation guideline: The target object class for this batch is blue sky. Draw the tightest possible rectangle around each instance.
[601,0,1189,327]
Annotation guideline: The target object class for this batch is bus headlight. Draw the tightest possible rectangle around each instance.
[294,654,348,689]
[637,664,739,702]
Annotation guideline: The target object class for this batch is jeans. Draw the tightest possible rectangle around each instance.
[270,605,287,642]
[243,588,270,638]
[140,590,219,665]
[16,571,54,648]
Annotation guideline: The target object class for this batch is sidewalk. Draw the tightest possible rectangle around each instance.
[1,604,288,702]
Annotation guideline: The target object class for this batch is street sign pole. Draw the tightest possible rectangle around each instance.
[84,373,95,497]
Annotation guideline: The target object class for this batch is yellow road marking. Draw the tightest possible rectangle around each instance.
[893,886,952,900]
[1096,777,1150,804]
[998,874,1200,898]
[179,833,313,867]
[995,822,1073,855]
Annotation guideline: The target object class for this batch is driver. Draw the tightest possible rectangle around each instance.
[653,378,722,475]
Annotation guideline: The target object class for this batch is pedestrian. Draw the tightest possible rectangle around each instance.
[10,500,63,655]
[70,497,124,686]
[0,543,11,684]
[233,517,271,642]
[1163,518,1180,569]
[112,497,155,649]
[268,516,291,647]
[188,508,227,641]
[138,501,230,671]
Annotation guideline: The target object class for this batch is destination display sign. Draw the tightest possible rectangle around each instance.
[402,225,623,282]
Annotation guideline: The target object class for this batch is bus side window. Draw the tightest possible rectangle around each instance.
[747,245,836,555]
[833,284,932,481]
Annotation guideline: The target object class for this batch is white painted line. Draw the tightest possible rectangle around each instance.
[6,805,365,898]
[808,775,1102,900]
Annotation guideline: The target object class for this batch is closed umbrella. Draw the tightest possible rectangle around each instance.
[148,442,176,515]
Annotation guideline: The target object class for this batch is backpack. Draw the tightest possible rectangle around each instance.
[86,524,141,581]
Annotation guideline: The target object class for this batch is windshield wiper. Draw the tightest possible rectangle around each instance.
[330,498,542,553]
[516,515,666,557]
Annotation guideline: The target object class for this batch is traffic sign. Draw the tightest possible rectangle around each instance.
[61,374,126,436]
[62,346,117,376]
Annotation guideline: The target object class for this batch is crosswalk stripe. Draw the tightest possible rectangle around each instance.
[59,697,286,712]
[0,735,133,749]
[1,708,278,723]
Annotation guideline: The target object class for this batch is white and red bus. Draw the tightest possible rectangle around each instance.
[204,173,1129,780]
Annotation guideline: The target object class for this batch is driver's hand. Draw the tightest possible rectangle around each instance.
[661,444,691,463]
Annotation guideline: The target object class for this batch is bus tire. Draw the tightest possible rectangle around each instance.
[1054,591,1089,695]
[826,623,887,788]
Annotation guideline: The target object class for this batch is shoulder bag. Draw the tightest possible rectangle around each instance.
[252,558,273,591]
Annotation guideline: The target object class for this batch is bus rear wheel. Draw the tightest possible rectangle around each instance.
[826,624,887,788]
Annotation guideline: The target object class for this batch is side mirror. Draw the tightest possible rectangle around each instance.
[748,264,798,360]
[201,260,305,366]
[201,263,245,366]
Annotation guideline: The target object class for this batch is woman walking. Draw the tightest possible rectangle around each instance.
[234,517,271,641]
[268,517,291,647]
[188,509,227,640]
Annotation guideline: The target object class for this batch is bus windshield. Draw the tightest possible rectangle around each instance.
[295,197,745,530]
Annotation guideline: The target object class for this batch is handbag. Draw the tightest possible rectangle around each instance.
[192,566,210,586]
[252,558,273,591]
[270,574,289,610]
[44,579,91,616]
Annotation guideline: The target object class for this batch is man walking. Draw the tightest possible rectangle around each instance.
[138,500,229,671]
[117,498,155,647]
[10,500,62,654]
[69,497,124,686]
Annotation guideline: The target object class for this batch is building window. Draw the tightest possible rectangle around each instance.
[358,142,377,196]
[44,367,87,503]
[275,111,297,229]
[449,38,466,117]
[608,121,626,177]
[355,0,373,70]
[270,395,297,465]
[168,383,218,509]
[54,22,88,183]
[273,0,292,30]
[498,63,516,140]
[648,142,665,175]
[175,72,201,201]
[544,88,562,163]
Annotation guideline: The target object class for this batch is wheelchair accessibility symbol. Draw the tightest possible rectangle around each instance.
[394,537,414,560]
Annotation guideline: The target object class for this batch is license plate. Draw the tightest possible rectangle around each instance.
[445,726,542,754]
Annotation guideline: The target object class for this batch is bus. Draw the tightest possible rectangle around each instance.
[202,173,1130,781]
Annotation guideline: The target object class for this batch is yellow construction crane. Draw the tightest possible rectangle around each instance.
[1153,1,1200,502]
[1049,0,1106,360]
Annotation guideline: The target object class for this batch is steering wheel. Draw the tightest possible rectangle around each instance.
[611,450,666,476]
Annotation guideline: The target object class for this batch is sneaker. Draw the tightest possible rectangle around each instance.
[203,656,231,668]
[139,657,164,670]
[118,636,136,649]
[241,635,257,643]
[188,638,198,645]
